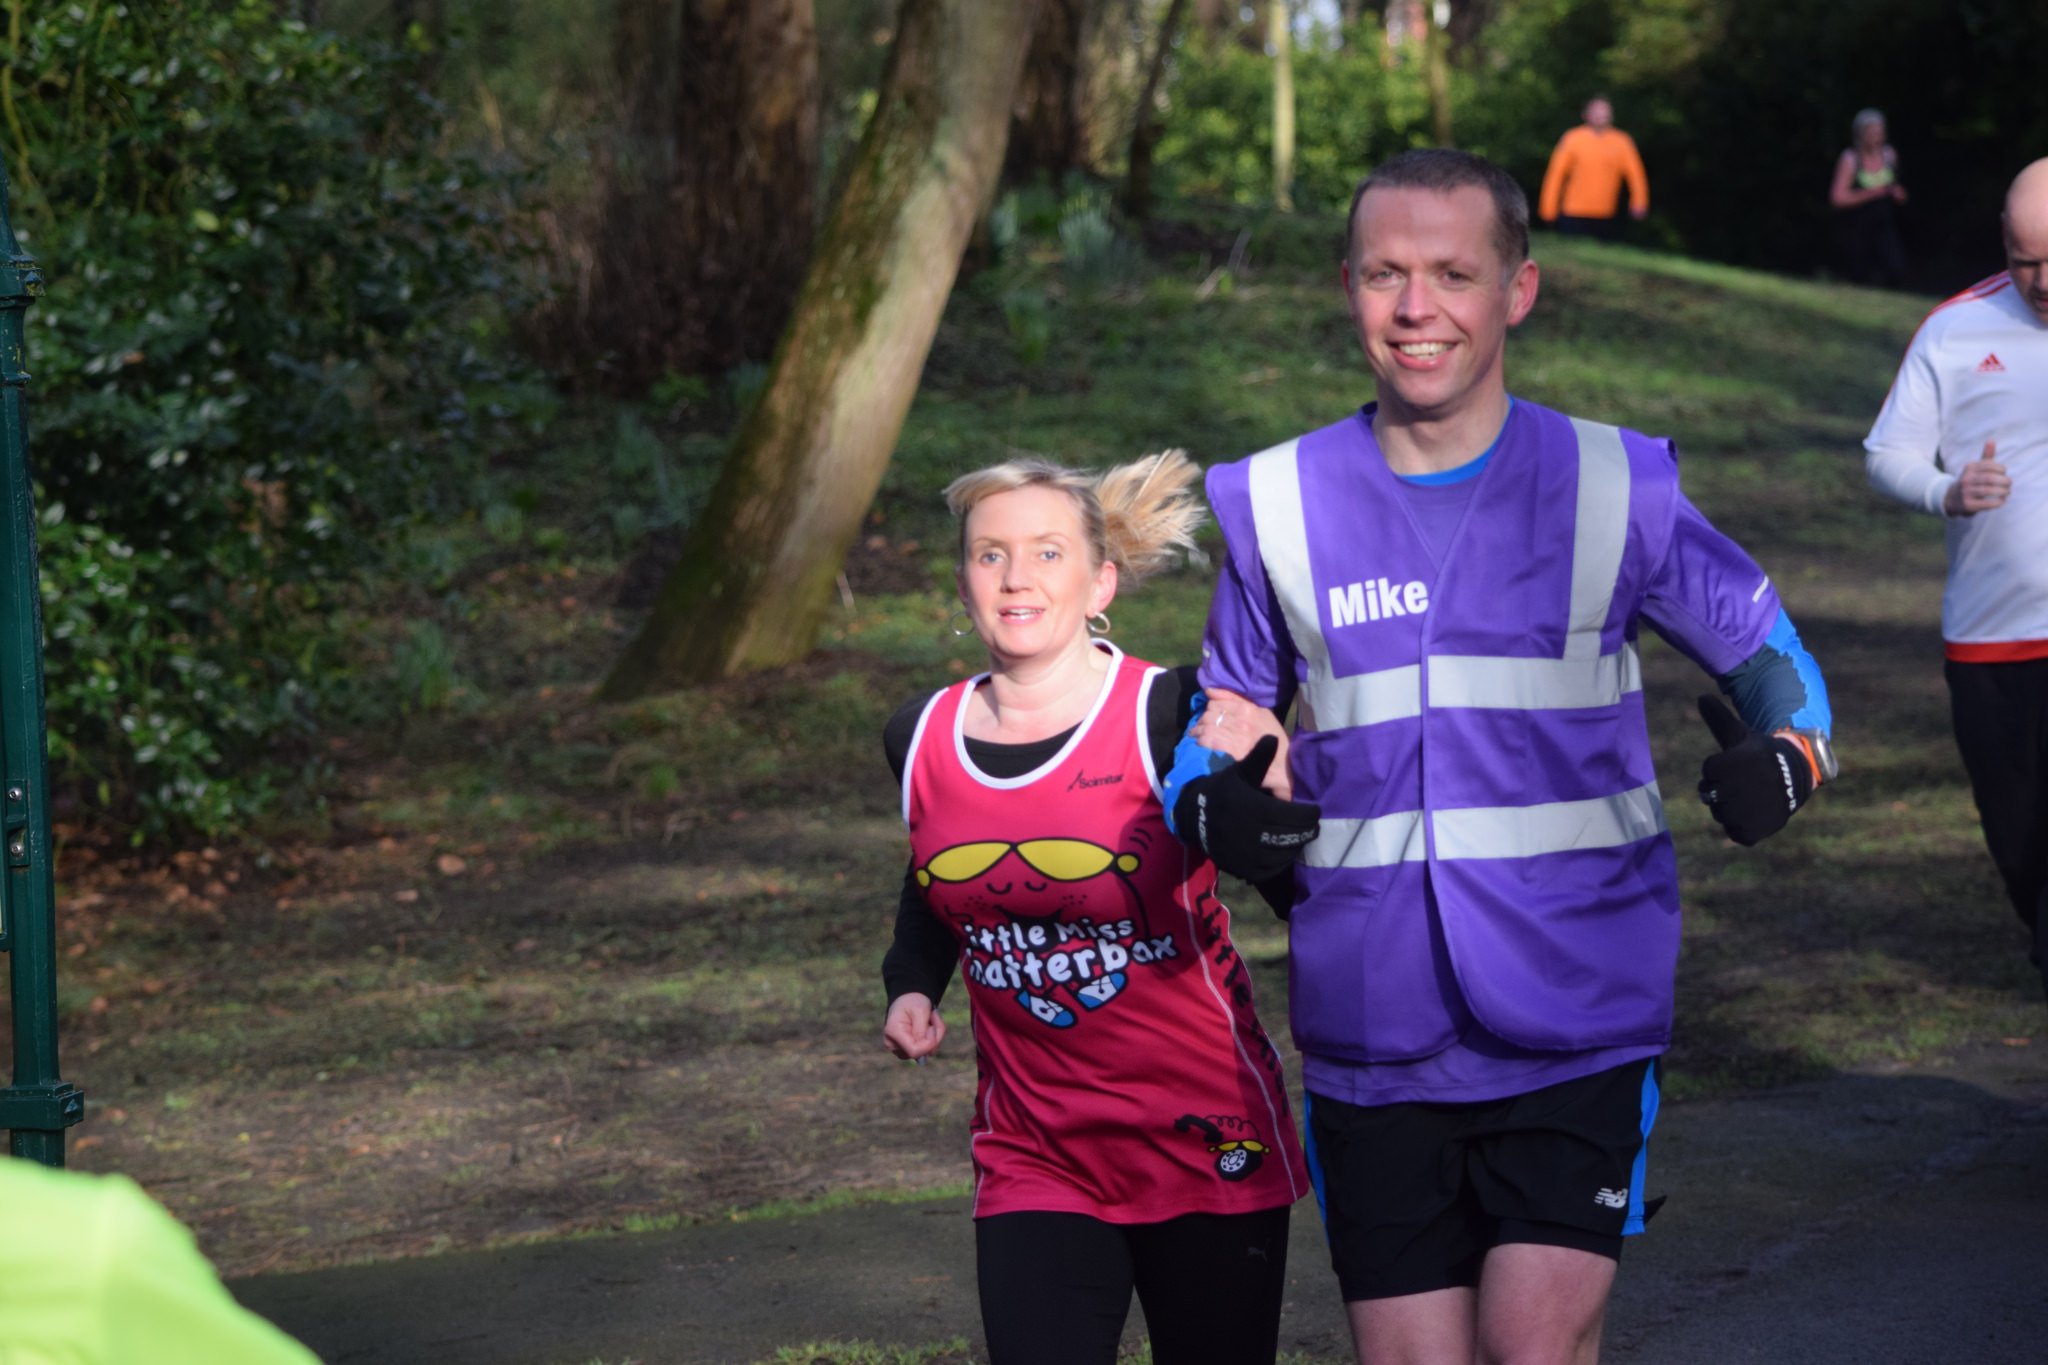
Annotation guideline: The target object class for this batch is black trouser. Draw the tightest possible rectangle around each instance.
[1946,657,2048,1000]
[1835,200,1907,288]
[975,1205,1291,1365]
[1556,213,1622,242]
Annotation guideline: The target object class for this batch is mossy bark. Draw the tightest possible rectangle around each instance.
[600,0,1044,698]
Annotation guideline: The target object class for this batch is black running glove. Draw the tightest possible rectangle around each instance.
[1171,735,1322,883]
[1695,694,1819,846]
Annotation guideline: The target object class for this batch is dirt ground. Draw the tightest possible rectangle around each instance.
[11,472,2041,1292]
[22,540,2046,1284]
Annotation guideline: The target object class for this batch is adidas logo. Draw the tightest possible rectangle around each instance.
[1977,353,2006,373]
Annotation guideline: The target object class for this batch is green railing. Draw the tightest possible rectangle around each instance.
[0,158,84,1165]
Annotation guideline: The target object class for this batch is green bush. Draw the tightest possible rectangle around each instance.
[4,0,531,842]
[1153,28,1434,215]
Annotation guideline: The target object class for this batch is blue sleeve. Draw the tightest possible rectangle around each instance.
[1714,609,1833,736]
[1160,692,1237,837]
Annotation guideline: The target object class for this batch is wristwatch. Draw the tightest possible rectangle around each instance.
[1777,728,1840,784]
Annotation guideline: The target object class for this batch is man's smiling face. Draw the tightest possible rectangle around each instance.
[1342,184,1538,426]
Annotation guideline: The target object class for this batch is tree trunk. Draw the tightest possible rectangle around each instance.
[1425,1,1453,145]
[1270,0,1293,212]
[669,0,819,375]
[552,0,819,393]
[1444,0,1496,62]
[1007,0,1092,184]
[1122,0,1190,220]
[1192,0,1259,50]
[600,0,1043,698]
[617,0,675,147]
[391,0,448,85]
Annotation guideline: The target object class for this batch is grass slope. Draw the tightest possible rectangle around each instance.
[24,214,2039,1355]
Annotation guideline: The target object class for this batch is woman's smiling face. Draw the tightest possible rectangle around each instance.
[957,484,1116,668]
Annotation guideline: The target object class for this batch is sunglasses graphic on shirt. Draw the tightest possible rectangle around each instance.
[915,838,1140,888]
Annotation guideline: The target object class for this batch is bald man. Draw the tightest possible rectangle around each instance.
[1865,159,2048,1002]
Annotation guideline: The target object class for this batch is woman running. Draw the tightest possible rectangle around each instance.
[880,451,1307,1365]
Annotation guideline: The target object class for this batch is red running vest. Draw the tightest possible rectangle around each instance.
[902,645,1307,1222]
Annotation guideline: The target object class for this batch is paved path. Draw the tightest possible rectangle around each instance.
[236,1044,2048,1364]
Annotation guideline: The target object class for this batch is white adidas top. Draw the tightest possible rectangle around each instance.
[1865,273,2048,659]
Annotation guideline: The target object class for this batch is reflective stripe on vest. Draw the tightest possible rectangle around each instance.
[1304,781,1667,867]
[1249,417,1667,868]
[1564,417,1630,660]
[1296,648,1643,730]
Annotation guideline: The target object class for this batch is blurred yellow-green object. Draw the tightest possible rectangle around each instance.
[0,1158,321,1364]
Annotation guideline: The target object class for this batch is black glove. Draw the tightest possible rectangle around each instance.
[1171,735,1322,883]
[1696,694,1815,846]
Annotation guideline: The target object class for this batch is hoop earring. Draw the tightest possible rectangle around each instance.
[1088,612,1111,636]
[949,609,977,638]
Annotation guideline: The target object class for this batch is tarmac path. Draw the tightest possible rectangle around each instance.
[236,1043,2048,1364]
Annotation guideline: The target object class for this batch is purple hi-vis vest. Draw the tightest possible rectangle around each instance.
[1203,402,1776,1063]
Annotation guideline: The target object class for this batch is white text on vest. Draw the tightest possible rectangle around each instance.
[1329,577,1429,628]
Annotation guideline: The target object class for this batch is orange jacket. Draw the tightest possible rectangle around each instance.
[1538,125,1649,221]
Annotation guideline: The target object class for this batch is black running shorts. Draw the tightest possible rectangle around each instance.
[1307,1057,1662,1301]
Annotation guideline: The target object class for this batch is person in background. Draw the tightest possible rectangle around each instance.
[1863,158,2048,1002]
[1830,108,1909,287]
[1184,148,1837,1365]
[879,450,1313,1365]
[0,1155,323,1364]
[1537,97,1648,241]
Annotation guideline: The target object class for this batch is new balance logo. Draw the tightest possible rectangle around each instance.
[1977,352,2006,373]
[1330,577,1430,628]
[1593,1187,1629,1210]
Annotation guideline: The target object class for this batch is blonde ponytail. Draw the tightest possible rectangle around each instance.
[943,450,1206,584]
[1092,449,1203,583]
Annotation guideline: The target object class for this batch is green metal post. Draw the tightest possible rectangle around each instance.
[0,157,84,1165]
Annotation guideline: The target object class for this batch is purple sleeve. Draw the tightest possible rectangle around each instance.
[1639,488,1780,676]
[1196,459,1297,708]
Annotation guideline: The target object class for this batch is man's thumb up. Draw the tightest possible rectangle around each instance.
[1946,437,2010,516]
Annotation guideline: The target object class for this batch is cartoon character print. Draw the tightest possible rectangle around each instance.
[917,826,1181,1029]
[1173,1113,1269,1181]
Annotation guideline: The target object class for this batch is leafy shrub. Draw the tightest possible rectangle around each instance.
[1152,29,1435,215]
[1059,199,1142,298]
[4,0,531,842]
[999,286,1053,367]
[393,621,463,716]
[979,180,1144,366]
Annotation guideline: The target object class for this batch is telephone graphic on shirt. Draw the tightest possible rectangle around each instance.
[1174,1112,1271,1181]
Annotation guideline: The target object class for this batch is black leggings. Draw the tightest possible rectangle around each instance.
[975,1205,1292,1365]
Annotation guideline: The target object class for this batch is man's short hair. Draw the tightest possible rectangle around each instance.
[1345,149,1531,275]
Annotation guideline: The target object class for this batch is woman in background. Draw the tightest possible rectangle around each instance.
[879,451,1307,1365]
[1830,107,1908,287]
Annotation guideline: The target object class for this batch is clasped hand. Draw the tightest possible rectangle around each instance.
[1695,695,1819,846]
